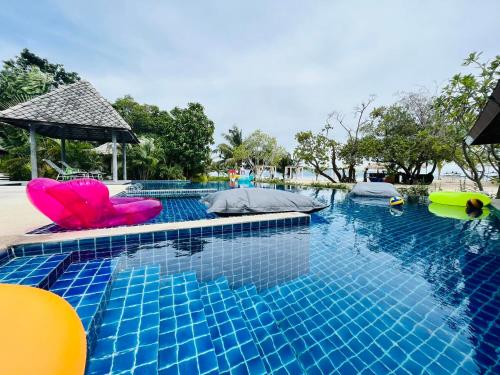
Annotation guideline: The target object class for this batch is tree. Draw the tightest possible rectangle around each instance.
[3,48,80,88]
[0,66,54,109]
[114,97,216,179]
[157,103,215,178]
[113,95,172,136]
[365,92,451,184]
[294,131,339,183]
[436,52,500,191]
[126,138,160,180]
[233,130,287,175]
[216,125,243,166]
[326,96,375,182]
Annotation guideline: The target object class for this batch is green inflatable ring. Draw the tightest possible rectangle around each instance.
[429,203,490,220]
[429,191,491,207]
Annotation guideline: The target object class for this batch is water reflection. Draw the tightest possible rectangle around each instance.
[119,225,311,291]
[306,187,499,373]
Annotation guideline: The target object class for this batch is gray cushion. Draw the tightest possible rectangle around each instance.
[202,188,328,215]
[350,182,400,197]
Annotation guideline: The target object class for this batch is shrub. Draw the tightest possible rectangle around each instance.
[158,164,184,180]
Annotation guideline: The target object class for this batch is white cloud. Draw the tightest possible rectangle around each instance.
[1,0,498,148]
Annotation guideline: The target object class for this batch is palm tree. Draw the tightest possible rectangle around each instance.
[216,125,243,166]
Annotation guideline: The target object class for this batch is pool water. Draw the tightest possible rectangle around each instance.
[2,186,499,374]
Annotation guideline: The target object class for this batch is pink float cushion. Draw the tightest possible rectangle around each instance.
[27,178,162,230]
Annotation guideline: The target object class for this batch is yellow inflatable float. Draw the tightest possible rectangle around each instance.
[0,284,87,375]
[429,191,491,207]
[429,203,490,221]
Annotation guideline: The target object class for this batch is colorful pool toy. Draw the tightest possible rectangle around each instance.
[429,191,491,207]
[27,178,162,230]
[428,202,490,220]
[389,196,404,206]
[0,284,86,375]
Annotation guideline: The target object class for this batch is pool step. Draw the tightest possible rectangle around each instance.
[200,277,266,375]
[158,272,219,375]
[86,265,161,374]
[233,284,304,374]
[49,258,118,354]
[261,275,345,373]
[0,253,72,289]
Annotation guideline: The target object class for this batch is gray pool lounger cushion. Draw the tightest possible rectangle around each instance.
[202,188,328,215]
[350,182,400,197]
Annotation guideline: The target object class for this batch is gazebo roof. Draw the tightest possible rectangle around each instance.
[0,80,138,143]
[466,79,500,145]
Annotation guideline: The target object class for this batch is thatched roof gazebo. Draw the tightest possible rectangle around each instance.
[0,80,138,181]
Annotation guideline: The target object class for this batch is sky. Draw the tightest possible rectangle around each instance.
[0,0,498,151]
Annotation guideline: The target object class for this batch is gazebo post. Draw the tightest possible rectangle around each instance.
[112,131,118,182]
[61,136,66,163]
[122,142,127,180]
[29,124,38,179]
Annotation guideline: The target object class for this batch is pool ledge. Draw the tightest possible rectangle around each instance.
[6,212,310,248]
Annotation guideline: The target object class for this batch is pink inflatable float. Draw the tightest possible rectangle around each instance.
[27,178,162,230]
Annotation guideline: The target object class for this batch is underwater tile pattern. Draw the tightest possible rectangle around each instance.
[261,276,338,373]
[28,197,218,234]
[119,224,310,291]
[0,253,71,288]
[234,284,303,374]
[199,277,266,374]
[125,188,217,198]
[147,198,218,224]
[50,258,117,352]
[86,265,161,375]
[158,272,218,375]
[282,189,500,374]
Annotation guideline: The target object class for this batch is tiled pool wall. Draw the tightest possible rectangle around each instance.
[129,180,230,191]
[124,188,217,198]
[10,216,311,289]
[117,222,310,290]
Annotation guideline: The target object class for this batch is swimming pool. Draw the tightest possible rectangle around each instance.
[2,185,499,374]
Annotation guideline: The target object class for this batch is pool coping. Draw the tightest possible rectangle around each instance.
[4,212,310,248]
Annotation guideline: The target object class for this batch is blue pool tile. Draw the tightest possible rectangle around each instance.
[158,272,218,375]
[200,277,266,375]
[50,258,117,353]
[234,284,303,374]
[86,265,160,374]
[0,253,71,288]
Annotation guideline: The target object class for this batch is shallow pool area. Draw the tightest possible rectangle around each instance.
[1,186,499,374]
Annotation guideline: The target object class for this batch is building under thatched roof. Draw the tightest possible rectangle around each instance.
[0,80,138,180]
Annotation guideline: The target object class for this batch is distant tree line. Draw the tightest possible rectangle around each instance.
[293,52,499,192]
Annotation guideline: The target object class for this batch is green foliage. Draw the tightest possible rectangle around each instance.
[232,130,287,174]
[114,97,215,179]
[0,49,81,179]
[158,165,185,180]
[126,138,160,180]
[398,184,429,197]
[158,103,214,178]
[254,177,350,190]
[276,152,295,177]
[207,175,230,182]
[3,48,80,88]
[113,95,171,136]
[294,131,337,183]
[215,125,243,167]
[365,92,451,184]
[191,174,209,183]
[436,52,500,191]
